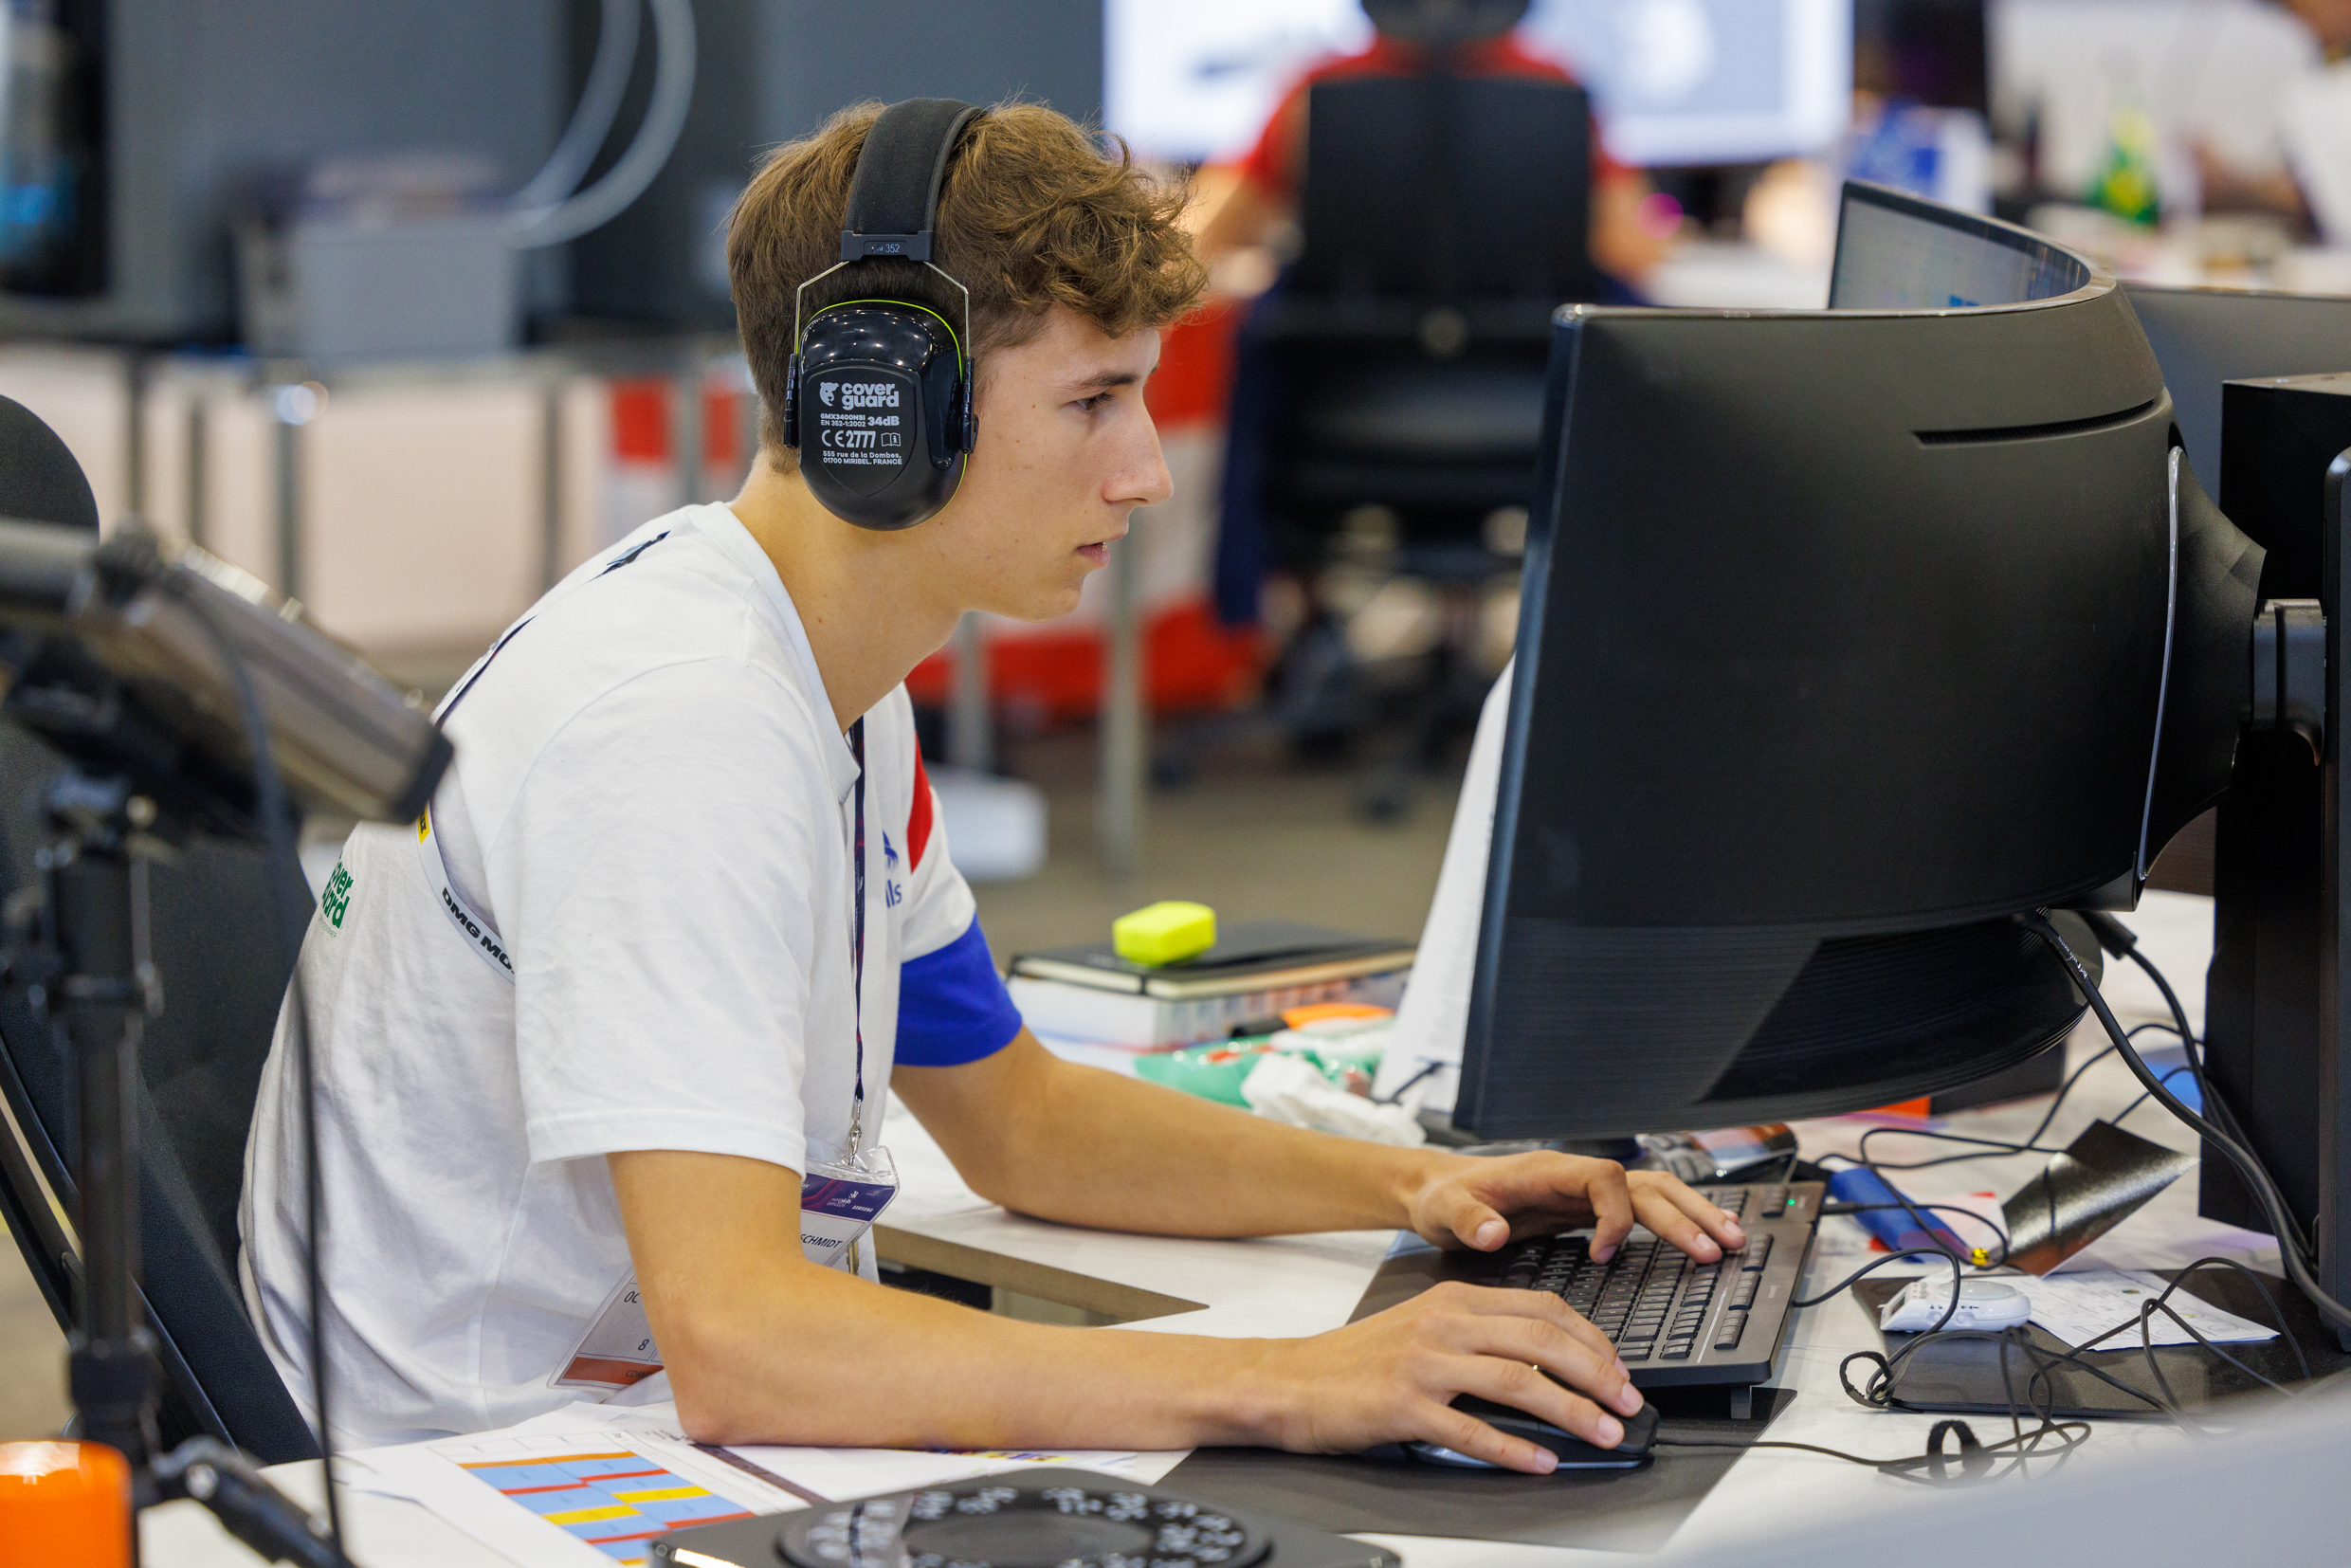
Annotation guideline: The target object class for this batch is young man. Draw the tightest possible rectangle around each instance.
[240,100,1740,1475]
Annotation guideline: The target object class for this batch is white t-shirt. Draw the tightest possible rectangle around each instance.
[239,504,1022,1446]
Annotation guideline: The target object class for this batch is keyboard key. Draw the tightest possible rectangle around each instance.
[1620,1343,1651,1361]
[1660,1342,1693,1360]
[1740,1236,1774,1271]
[1714,1316,1746,1351]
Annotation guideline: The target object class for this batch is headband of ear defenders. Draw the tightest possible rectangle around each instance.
[781,99,983,531]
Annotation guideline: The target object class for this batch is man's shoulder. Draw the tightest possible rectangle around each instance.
[479,514,805,703]
[443,510,826,783]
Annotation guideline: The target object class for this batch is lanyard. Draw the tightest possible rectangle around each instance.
[847,716,868,1149]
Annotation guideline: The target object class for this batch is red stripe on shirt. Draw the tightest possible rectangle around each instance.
[909,748,935,873]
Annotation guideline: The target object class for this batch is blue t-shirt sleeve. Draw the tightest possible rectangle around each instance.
[896,917,1023,1067]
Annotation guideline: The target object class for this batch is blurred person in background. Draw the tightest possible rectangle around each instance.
[2196,0,2351,243]
[1192,0,1669,290]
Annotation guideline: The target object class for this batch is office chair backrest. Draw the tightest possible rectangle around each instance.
[0,720,319,1462]
[1294,74,1595,304]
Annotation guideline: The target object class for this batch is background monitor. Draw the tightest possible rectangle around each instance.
[2124,284,2351,495]
[1829,179,2086,309]
[1522,0,1851,167]
[1456,201,2263,1140]
[1103,0,1851,169]
[1103,0,1372,166]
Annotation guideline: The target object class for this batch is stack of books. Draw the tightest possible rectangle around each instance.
[1006,921,1415,1049]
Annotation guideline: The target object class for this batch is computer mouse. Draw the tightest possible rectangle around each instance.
[1404,1397,1658,1470]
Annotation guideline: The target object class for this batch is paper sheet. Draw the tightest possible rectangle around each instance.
[2013,1269,2280,1349]
[352,1402,1147,1567]
[355,1416,805,1568]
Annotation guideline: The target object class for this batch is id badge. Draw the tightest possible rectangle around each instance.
[799,1143,899,1272]
[552,1144,901,1389]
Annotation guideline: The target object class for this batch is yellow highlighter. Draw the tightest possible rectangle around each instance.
[1112,901,1217,967]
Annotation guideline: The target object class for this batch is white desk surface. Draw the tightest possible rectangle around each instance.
[145,894,2329,1565]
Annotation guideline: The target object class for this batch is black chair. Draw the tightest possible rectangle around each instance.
[1221,71,1612,814]
[0,707,319,1462]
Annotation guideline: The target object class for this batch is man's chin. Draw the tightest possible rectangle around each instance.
[982,584,1086,624]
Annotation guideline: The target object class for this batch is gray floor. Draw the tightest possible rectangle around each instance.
[0,722,1467,1440]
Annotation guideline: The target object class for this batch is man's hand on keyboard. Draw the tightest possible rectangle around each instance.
[1402,1154,1746,1264]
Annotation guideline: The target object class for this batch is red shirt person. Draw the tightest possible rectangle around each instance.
[1195,18,1668,285]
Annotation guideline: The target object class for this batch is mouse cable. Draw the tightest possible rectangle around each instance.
[2025,911,2351,1335]
[1655,1407,2093,1486]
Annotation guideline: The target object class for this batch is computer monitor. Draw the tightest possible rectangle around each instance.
[1828,180,2085,310]
[1103,0,1373,165]
[2123,284,2351,498]
[1103,0,1851,170]
[1454,195,2264,1139]
[1520,0,1851,167]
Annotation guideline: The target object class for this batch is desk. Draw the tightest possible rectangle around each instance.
[142,897,2340,1564]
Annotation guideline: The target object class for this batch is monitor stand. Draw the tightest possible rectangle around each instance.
[2199,374,2351,1350]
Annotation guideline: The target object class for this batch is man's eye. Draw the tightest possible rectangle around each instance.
[1078,392,1112,412]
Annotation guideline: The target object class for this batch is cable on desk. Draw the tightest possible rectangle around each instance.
[2113,1066,2200,1127]
[1657,1325,2096,1486]
[1826,1022,2180,1176]
[2024,910,2350,1334]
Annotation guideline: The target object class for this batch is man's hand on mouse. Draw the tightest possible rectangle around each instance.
[1401,1151,1746,1264]
[1253,1280,1644,1474]
[1230,1157,1740,1473]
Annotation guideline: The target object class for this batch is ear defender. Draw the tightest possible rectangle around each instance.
[780,99,982,531]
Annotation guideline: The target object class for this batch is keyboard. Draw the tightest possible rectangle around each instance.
[1349,1179,1823,1390]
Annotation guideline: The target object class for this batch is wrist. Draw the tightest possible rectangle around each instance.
[1188,1338,1305,1449]
[1385,1146,1474,1232]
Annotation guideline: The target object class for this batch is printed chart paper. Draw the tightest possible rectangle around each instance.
[2015,1269,2281,1349]
[356,1423,807,1568]
[351,1403,1161,1567]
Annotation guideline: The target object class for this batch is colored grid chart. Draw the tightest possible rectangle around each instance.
[457,1447,754,1563]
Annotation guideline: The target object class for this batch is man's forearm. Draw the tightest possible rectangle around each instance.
[657,1251,1288,1449]
[899,1033,1458,1239]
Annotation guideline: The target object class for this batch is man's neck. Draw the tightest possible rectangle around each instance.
[728,459,963,734]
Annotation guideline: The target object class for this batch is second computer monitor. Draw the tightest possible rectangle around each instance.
[2124,283,2351,494]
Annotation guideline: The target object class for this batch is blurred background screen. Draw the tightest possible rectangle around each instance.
[1109,0,1854,169]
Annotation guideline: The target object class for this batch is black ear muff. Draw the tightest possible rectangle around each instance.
[786,98,983,531]
[796,302,966,530]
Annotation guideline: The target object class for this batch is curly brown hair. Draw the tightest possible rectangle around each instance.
[728,100,1207,469]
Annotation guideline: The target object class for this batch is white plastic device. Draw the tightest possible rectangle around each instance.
[1878,1277,2033,1333]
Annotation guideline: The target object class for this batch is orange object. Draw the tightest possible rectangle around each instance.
[1280,1002,1394,1028]
[0,1440,133,1568]
[1865,1098,1935,1120]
